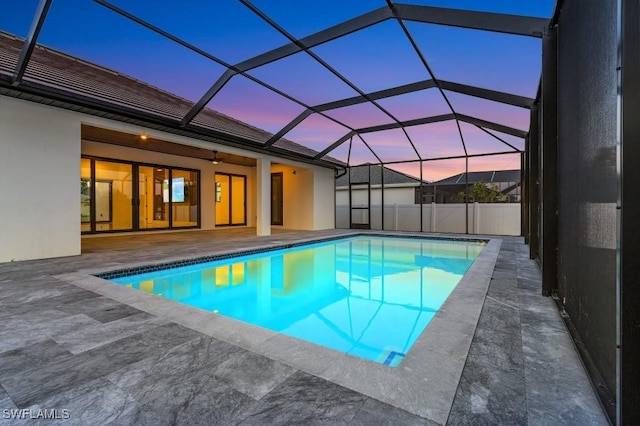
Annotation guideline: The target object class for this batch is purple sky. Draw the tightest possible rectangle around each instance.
[1,0,555,180]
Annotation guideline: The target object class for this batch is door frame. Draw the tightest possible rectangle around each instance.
[271,172,284,226]
[215,172,247,226]
[81,155,200,234]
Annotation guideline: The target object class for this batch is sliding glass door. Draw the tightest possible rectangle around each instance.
[80,158,92,232]
[138,166,169,229]
[271,172,283,226]
[172,169,199,228]
[215,173,246,226]
[81,157,199,233]
[95,160,133,231]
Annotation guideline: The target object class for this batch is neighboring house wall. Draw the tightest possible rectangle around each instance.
[0,96,81,262]
[336,203,521,236]
[336,185,418,206]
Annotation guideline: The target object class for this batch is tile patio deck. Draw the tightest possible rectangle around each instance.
[0,228,608,425]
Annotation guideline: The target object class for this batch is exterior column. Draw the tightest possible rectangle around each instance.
[473,202,480,234]
[541,26,559,296]
[528,103,540,260]
[431,202,436,232]
[256,157,271,236]
[620,0,640,421]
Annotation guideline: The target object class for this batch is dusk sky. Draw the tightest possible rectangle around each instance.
[1,0,555,180]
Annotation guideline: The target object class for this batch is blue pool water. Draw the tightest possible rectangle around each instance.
[111,236,484,366]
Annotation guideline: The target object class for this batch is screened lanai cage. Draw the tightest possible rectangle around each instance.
[5,2,640,422]
[1,0,552,237]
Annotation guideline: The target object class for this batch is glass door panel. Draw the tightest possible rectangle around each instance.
[95,161,133,231]
[231,175,246,225]
[215,174,230,226]
[80,158,92,232]
[171,169,199,227]
[216,173,246,226]
[271,172,283,226]
[139,166,169,229]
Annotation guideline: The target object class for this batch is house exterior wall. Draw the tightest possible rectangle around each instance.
[0,95,337,262]
[81,140,257,230]
[313,167,335,230]
[0,96,81,262]
[271,164,313,230]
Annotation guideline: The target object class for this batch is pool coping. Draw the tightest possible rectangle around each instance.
[55,231,501,425]
[95,232,488,280]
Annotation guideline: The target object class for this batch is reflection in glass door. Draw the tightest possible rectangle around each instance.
[215,174,230,225]
[231,176,246,225]
[95,161,133,231]
[172,169,199,227]
[95,181,112,225]
[80,158,92,232]
[138,166,169,229]
[271,172,283,226]
[215,173,246,226]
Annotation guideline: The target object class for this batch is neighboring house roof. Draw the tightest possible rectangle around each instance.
[335,164,424,187]
[336,166,521,188]
[432,169,521,185]
[0,32,340,165]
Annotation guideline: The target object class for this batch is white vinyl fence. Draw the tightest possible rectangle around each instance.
[337,203,521,236]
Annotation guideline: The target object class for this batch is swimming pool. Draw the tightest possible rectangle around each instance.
[110,235,484,366]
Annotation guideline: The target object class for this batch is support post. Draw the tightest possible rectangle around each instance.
[348,167,352,228]
[431,202,436,232]
[465,156,469,234]
[620,0,640,422]
[380,163,385,230]
[522,150,529,240]
[528,103,540,260]
[420,160,424,232]
[541,26,559,296]
[256,157,271,236]
[394,204,399,230]
[474,202,480,234]
[368,164,372,228]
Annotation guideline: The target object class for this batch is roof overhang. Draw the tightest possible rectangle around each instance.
[0,80,344,170]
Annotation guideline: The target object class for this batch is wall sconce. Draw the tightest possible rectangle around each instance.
[211,151,220,165]
[292,169,297,175]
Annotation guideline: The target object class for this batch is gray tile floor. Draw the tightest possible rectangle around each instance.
[0,229,608,425]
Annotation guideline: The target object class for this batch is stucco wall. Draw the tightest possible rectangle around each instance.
[0,96,81,262]
[271,164,313,230]
[0,95,338,262]
[313,167,335,230]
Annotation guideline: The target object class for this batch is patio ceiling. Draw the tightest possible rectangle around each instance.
[0,0,553,172]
